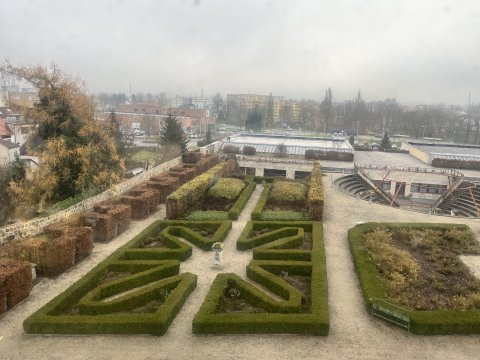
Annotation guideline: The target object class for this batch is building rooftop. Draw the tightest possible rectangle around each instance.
[0,138,20,149]
[223,133,353,155]
[409,142,480,161]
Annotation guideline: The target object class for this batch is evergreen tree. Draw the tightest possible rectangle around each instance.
[349,135,355,147]
[245,108,262,131]
[104,111,127,157]
[381,132,392,150]
[159,114,188,152]
[205,128,213,145]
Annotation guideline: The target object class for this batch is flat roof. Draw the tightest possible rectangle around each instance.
[410,143,480,160]
[355,151,480,179]
[223,134,353,155]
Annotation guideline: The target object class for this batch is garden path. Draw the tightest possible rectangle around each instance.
[170,185,263,336]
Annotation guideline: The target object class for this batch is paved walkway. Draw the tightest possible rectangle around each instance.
[1,178,480,360]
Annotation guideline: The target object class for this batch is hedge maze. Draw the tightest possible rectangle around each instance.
[349,222,480,335]
[193,221,329,335]
[23,220,232,335]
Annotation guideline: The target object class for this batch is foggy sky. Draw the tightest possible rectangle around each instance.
[1,0,480,104]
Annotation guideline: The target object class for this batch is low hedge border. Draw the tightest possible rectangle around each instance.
[23,219,231,336]
[349,222,480,335]
[251,184,271,220]
[307,161,324,220]
[193,221,329,335]
[228,180,256,220]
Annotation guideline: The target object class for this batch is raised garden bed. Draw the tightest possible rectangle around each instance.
[349,222,480,335]
[193,221,329,335]
[23,220,231,336]
[252,162,324,221]
[185,177,256,220]
[251,180,308,221]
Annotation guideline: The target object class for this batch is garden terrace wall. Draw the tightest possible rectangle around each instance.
[349,222,480,335]
[0,258,32,315]
[0,157,182,245]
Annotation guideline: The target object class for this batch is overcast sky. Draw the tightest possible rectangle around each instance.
[2,0,480,104]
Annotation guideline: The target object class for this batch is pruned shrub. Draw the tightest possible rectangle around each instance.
[208,178,246,200]
[307,161,324,220]
[243,146,256,155]
[166,161,237,219]
[223,144,240,154]
[270,180,307,202]
[0,258,32,314]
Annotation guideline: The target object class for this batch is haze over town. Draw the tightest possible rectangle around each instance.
[2,0,480,104]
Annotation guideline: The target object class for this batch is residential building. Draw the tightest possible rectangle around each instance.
[0,138,20,164]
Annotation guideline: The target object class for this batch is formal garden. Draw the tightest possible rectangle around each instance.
[5,155,480,338]
[16,160,330,336]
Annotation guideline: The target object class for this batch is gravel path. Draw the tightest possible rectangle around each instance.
[1,177,480,360]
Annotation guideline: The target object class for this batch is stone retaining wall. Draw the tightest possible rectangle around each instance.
[0,157,181,245]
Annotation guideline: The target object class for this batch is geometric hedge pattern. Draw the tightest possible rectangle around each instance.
[23,220,232,336]
[193,221,329,335]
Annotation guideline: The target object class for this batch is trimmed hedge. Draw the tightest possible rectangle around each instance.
[193,221,329,335]
[270,180,307,202]
[260,210,307,221]
[166,163,225,219]
[251,184,271,220]
[185,210,229,221]
[349,222,480,335]
[208,178,246,200]
[307,161,324,220]
[23,220,231,336]
[227,180,256,220]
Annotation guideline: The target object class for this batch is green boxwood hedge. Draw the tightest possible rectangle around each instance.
[251,184,271,220]
[349,222,480,335]
[193,221,329,335]
[184,180,256,221]
[23,220,231,336]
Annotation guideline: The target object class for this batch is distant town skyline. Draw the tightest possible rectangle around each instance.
[2,0,480,105]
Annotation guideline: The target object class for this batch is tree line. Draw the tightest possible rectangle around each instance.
[212,90,480,144]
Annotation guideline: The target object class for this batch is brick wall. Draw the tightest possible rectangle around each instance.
[0,157,181,245]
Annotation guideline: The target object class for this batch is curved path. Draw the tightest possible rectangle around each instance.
[1,177,480,359]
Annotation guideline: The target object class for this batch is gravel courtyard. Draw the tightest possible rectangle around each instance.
[1,174,480,360]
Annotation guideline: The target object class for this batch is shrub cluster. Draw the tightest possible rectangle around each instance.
[305,149,354,162]
[166,163,227,219]
[208,178,246,200]
[223,144,240,154]
[270,180,307,202]
[243,146,256,155]
[307,161,324,220]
